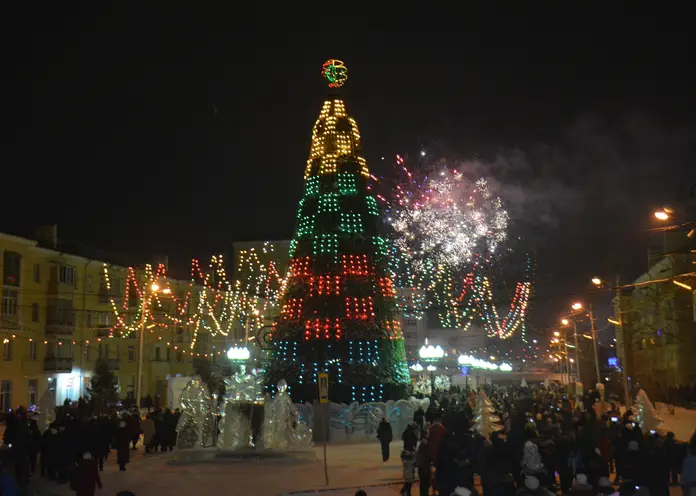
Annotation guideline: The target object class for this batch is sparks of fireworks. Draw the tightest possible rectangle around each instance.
[387,163,509,269]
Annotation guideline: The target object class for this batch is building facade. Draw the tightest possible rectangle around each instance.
[0,230,200,411]
[618,231,696,397]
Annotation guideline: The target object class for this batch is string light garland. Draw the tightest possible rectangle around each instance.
[102,248,286,350]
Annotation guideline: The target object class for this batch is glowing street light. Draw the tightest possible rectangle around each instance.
[591,277,602,286]
[561,318,570,326]
[227,346,251,361]
[654,210,670,221]
[419,345,445,361]
[553,331,560,337]
[571,302,583,310]
[136,280,170,406]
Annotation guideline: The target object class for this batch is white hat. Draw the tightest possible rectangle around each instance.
[119,421,126,428]
[83,452,92,460]
[525,476,540,490]
[628,441,639,451]
[453,488,472,496]
[575,474,588,485]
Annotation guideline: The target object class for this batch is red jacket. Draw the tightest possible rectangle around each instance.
[428,423,447,461]
[74,458,102,496]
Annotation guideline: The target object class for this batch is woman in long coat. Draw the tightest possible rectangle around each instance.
[116,421,131,471]
[141,415,156,453]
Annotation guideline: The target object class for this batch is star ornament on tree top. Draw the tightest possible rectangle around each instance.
[322,59,348,88]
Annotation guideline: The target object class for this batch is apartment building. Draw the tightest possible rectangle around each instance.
[0,229,200,411]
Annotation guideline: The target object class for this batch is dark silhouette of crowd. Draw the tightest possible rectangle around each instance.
[393,385,696,496]
[0,398,181,495]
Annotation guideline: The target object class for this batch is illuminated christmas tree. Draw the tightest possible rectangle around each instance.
[264,60,410,403]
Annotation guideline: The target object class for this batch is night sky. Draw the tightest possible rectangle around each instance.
[10,8,696,332]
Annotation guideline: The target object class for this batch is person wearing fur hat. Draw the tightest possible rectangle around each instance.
[72,452,102,496]
[516,475,553,496]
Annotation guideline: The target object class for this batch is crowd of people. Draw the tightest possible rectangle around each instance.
[378,385,696,496]
[0,399,182,495]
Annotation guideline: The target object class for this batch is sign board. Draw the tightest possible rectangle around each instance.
[318,373,329,404]
[254,325,274,350]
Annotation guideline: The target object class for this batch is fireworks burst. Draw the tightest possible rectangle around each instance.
[387,158,509,269]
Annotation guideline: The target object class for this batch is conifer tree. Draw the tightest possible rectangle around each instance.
[264,60,409,403]
[88,359,119,413]
[471,390,503,438]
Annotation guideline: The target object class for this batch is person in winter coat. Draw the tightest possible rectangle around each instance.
[377,418,393,462]
[116,421,131,471]
[413,407,425,432]
[28,418,41,474]
[128,412,141,450]
[427,417,447,465]
[40,426,59,480]
[569,473,594,496]
[665,432,685,485]
[0,459,20,496]
[72,452,102,496]
[416,437,431,496]
[619,440,642,484]
[402,423,418,452]
[520,441,546,479]
[400,449,416,496]
[680,442,696,496]
[517,475,553,496]
[141,415,156,453]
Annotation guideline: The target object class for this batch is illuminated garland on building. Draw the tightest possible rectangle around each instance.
[102,250,286,349]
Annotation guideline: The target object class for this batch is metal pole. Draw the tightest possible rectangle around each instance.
[572,321,580,382]
[589,304,601,386]
[616,276,631,407]
[562,328,570,384]
[135,291,147,409]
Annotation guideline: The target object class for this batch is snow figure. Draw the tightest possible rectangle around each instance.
[413,377,431,396]
[262,379,312,450]
[176,378,214,449]
[520,377,528,388]
[521,440,546,477]
[217,373,264,450]
[37,388,56,431]
[634,389,662,433]
[471,391,503,438]
[434,375,451,392]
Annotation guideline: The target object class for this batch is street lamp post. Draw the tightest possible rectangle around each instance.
[588,304,601,386]
[135,282,170,409]
[244,307,260,346]
[419,343,445,397]
[561,318,581,382]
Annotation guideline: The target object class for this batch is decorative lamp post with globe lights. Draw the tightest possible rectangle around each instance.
[418,342,444,396]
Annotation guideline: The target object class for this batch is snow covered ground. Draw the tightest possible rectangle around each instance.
[655,403,696,442]
[30,441,405,496]
[21,402,694,495]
